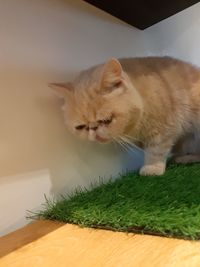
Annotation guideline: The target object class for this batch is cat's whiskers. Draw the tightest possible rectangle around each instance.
[113,136,135,156]
[119,137,137,154]
[116,139,129,153]
[123,135,144,151]
[120,136,144,153]
[113,137,129,153]
[113,136,136,154]
[124,134,144,145]
[120,139,133,154]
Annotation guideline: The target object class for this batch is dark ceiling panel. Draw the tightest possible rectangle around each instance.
[84,0,199,29]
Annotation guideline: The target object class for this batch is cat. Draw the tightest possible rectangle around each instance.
[49,56,200,176]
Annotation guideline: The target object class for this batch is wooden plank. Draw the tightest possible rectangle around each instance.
[1,220,200,267]
[0,220,64,258]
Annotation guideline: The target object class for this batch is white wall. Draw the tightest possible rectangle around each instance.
[146,2,200,65]
[0,0,147,236]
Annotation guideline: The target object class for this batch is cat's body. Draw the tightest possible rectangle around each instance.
[50,56,200,175]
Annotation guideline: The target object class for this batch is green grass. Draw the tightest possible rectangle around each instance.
[33,164,200,240]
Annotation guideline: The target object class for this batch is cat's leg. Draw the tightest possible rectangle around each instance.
[139,139,172,176]
[172,132,200,164]
[174,154,200,164]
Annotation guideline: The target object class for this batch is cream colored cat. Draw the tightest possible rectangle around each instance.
[50,57,200,176]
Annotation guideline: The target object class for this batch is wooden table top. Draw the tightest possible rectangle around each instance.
[1,220,200,267]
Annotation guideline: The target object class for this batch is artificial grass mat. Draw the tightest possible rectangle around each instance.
[34,164,200,240]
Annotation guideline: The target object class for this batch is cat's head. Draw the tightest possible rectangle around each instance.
[49,58,142,143]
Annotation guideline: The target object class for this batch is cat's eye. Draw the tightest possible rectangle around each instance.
[75,124,86,130]
[104,118,113,124]
[98,117,113,125]
[113,81,122,88]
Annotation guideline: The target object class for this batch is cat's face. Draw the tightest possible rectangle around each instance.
[50,59,141,143]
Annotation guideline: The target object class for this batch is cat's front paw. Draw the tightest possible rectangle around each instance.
[139,164,165,176]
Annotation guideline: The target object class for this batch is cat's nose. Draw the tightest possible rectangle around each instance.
[90,126,98,131]
[86,126,98,131]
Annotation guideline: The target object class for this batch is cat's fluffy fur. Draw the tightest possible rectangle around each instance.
[50,56,200,176]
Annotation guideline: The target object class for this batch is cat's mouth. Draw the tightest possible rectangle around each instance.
[96,135,109,143]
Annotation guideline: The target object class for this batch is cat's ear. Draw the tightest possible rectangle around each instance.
[48,82,73,98]
[101,58,123,91]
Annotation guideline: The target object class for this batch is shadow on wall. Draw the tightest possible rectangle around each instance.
[0,169,51,236]
[0,0,146,235]
[0,68,143,197]
[0,0,146,200]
